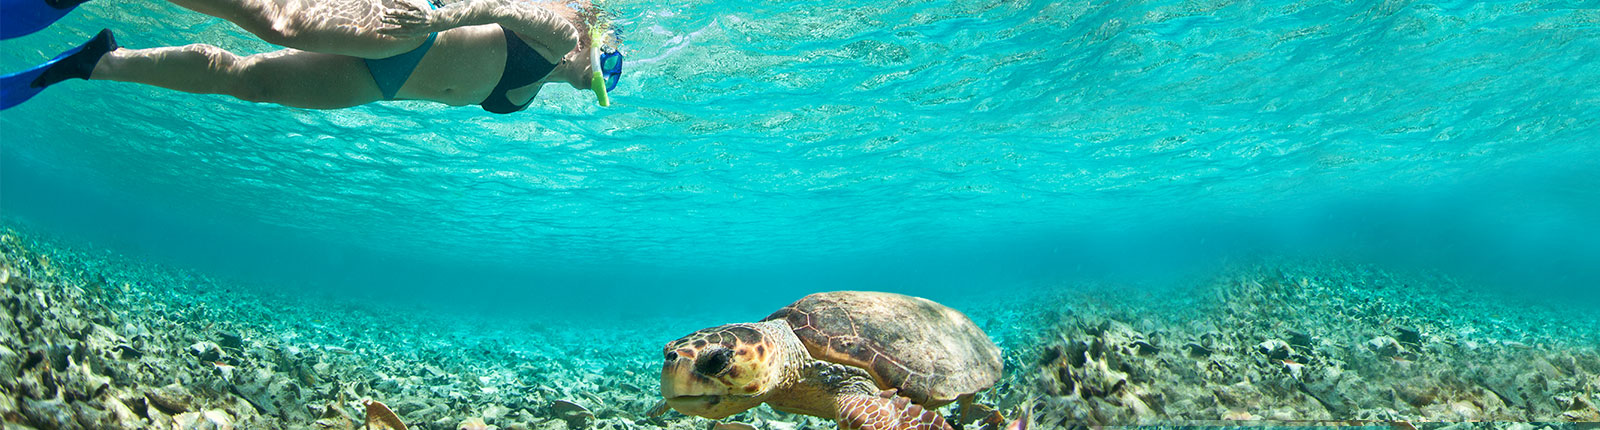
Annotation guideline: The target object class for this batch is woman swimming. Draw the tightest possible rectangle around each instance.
[0,0,623,112]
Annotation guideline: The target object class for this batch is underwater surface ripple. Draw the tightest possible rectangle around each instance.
[1,0,1598,293]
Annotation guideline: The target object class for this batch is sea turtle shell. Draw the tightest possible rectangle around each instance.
[761,291,1002,407]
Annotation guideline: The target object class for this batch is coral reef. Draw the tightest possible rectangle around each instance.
[1,223,1596,430]
[1010,262,1600,427]
[0,226,778,430]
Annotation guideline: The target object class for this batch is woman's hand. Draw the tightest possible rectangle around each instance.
[378,1,442,39]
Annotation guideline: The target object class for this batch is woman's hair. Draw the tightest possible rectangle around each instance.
[573,0,620,52]
[576,3,606,29]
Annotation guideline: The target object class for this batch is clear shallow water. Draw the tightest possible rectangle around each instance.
[2,0,1599,314]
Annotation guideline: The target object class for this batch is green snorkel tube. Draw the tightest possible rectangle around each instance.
[589,26,610,107]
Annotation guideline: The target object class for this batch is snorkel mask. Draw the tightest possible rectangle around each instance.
[589,25,622,107]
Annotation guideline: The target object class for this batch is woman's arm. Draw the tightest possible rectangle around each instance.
[379,0,577,54]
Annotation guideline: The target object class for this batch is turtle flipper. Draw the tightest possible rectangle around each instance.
[955,394,1009,430]
[836,389,951,430]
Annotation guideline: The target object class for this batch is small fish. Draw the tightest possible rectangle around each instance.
[551,399,593,417]
[325,346,354,355]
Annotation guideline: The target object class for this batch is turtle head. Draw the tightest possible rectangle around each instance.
[660,321,795,419]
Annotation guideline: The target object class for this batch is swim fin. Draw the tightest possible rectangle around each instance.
[1,28,116,110]
[1,0,90,40]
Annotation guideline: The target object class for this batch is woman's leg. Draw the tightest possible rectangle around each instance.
[164,0,427,58]
[91,45,384,109]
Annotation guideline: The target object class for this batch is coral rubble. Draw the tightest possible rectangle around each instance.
[2,225,1596,430]
[1010,262,1600,427]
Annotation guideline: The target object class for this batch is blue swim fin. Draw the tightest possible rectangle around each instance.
[1,0,90,40]
[1,28,115,110]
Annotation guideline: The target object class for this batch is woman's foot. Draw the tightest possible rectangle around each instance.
[32,28,118,88]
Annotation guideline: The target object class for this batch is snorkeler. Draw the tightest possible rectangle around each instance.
[0,0,622,112]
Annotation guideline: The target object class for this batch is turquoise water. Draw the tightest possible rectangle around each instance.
[2,0,1599,318]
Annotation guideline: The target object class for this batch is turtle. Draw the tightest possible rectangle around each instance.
[656,291,1004,430]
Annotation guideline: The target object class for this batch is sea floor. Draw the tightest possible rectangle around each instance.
[1006,263,1600,428]
[1,223,1596,430]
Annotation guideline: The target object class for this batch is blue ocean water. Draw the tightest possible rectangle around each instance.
[2,0,1598,319]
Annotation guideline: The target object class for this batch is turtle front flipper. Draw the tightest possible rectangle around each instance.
[836,389,952,430]
[956,394,1010,430]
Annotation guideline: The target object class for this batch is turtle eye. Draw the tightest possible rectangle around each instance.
[694,348,734,376]
[664,351,678,362]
